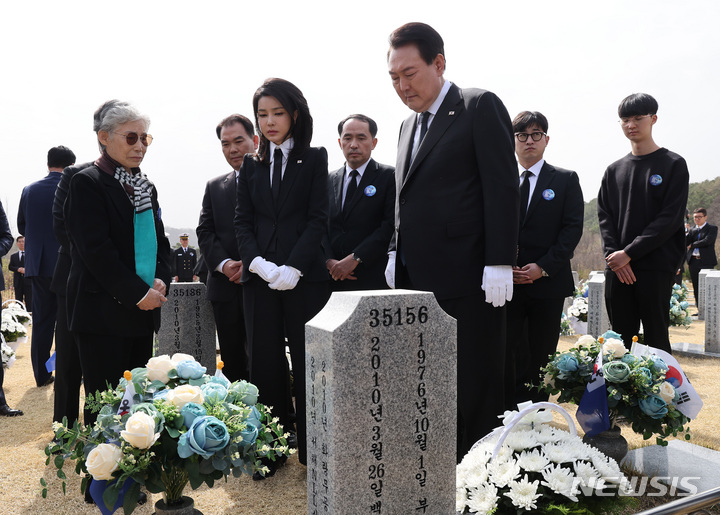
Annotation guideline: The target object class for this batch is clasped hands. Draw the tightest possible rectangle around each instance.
[327,255,359,282]
[138,278,168,310]
[606,250,636,284]
[250,257,300,290]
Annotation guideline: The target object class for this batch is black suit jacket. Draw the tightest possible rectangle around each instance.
[64,166,171,335]
[325,159,395,290]
[8,251,25,292]
[51,162,95,296]
[392,83,519,299]
[197,171,244,301]
[235,147,329,283]
[515,162,584,299]
[686,223,718,267]
[0,202,12,291]
[18,172,61,278]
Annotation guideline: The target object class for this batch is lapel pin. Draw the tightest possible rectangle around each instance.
[364,185,377,197]
[449,111,455,115]
[297,160,303,164]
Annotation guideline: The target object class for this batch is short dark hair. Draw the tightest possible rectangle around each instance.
[47,146,76,168]
[388,22,444,65]
[16,235,24,242]
[694,208,708,217]
[337,114,378,138]
[216,114,255,140]
[252,78,313,163]
[618,93,658,118]
[512,111,549,134]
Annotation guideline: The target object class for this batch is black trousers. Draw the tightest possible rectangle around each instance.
[29,276,57,386]
[15,276,32,309]
[53,294,83,424]
[688,258,703,303]
[435,293,507,463]
[605,269,673,353]
[75,331,153,426]
[211,288,249,382]
[505,292,564,408]
[243,278,330,465]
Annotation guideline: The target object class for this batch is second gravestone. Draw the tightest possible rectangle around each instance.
[157,282,217,374]
[305,290,457,515]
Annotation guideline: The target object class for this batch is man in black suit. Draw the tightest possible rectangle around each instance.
[0,201,22,416]
[18,146,76,387]
[171,233,198,282]
[686,208,718,301]
[325,114,395,290]
[197,114,258,381]
[504,111,584,407]
[51,161,94,426]
[8,236,32,309]
[385,23,519,459]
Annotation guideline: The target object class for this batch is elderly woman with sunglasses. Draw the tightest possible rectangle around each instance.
[64,100,171,426]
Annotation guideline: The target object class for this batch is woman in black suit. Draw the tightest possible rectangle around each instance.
[235,79,330,471]
[64,100,171,425]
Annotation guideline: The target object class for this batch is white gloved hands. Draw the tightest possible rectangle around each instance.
[384,251,397,289]
[481,265,513,307]
[268,265,301,291]
[249,257,280,283]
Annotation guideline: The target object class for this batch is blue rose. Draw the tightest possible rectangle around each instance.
[602,361,631,383]
[180,402,207,429]
[238,421,259,449]
[247,406,262,428]
[176,360,207,380]
[554,354,579,377]
[201,382,228,405]
[631,367,653,388]
[649,356,668,374]
[208,375,231,388]
[673,283,681,291]
[639,395,668,419]
[680,301,689,309]
[177,415,230,459]
[228,380,259,406]
[601,330,623,342]
[153,389,170,401]
[621,353,639,366]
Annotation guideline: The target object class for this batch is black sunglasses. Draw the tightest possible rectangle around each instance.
[112,131,153,146]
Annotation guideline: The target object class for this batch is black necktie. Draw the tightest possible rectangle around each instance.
[272,147,283,202]
[520,170,533,220]
[419,111,429,142]
[344,169,359,213]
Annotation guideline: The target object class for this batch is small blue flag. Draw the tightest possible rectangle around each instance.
[576,351,610,437]
[45,352,56,373]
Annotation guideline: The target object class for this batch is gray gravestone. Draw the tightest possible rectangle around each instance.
[703,271,720,353]
[158,282,216,374]
[698,269,712,320]
[587,272,611,338]
[305,290,457,515]
[572,271,579,288]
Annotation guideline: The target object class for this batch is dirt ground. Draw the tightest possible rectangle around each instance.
[0,320,717,514]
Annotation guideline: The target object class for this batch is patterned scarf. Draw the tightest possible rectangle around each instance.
[96,152,157,287]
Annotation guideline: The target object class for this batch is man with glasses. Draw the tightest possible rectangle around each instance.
[505,111,583,408]
[686,208,717,303]
[598,93,689,353]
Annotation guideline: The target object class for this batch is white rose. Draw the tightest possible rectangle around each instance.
[86,443,123,480]
[574,335,596,349]
[120,412,160,449]
[171,353,196,365]
[167,384,204,410]
[659,381,676,403]
[602,338,627,359]
[543,373,555,388]
[146,355,175,384]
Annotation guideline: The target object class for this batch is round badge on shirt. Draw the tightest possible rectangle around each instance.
[649,174,663,186]
[542,189,555,201]
[364,185,377,197]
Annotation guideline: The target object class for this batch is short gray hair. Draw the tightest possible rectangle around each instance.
[94,99,150,151]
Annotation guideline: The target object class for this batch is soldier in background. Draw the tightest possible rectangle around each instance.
[171,233,198,282]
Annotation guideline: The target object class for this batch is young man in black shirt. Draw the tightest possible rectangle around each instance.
[597,93,689,353]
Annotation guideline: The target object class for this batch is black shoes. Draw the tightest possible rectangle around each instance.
[0,404,23,416]
[287,432,298,449]
[39,376,54,387]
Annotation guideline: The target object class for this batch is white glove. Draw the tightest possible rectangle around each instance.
[268,265,301,291]
[384,251,397,289]
[481,265,513,307]
[249,257,280,283]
